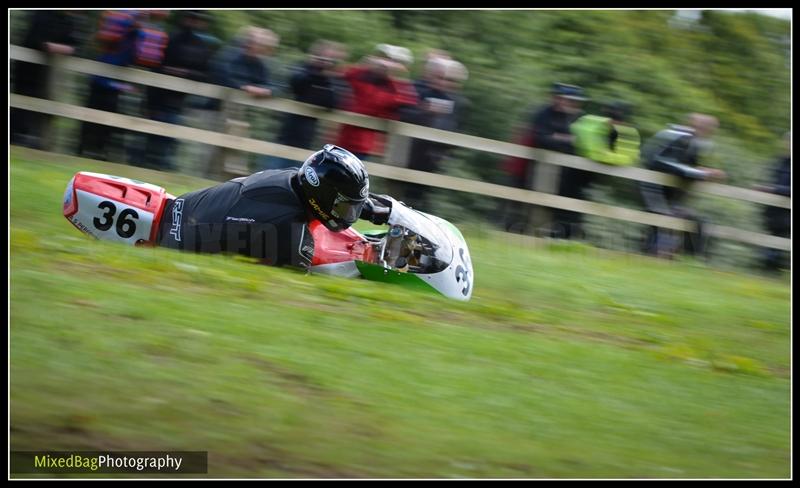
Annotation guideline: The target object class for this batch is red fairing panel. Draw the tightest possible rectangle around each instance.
[63,172,173,244]
[309,220,376,266]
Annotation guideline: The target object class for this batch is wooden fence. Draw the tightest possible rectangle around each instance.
[9,45,791,251]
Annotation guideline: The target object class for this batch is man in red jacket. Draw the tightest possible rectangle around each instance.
[336,44,418,161]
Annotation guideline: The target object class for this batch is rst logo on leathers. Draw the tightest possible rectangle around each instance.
[305,167,320,187]
[170,199,184,242]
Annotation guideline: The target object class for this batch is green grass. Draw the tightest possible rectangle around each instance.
[10,147,791,478]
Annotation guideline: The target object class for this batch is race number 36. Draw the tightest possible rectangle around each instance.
[93,200,139,238]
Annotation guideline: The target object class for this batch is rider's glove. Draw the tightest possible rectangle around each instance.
[360,193,392,225]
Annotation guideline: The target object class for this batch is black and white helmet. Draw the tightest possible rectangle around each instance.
[297,145,369,231]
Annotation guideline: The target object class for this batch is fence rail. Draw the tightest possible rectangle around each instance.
[9,46,791,251]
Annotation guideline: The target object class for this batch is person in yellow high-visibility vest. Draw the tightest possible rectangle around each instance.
[571,102,640,166]
[552,101,641,239]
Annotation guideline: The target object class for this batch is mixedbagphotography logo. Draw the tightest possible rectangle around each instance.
[11,451,208,474]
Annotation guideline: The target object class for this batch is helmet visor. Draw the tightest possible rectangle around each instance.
[330,194,366,227]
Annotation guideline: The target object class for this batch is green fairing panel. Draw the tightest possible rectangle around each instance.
[355,261,438,293]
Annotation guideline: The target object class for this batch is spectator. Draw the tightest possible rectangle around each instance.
[78,10,140,160]
[537,83,589,239]
[132,10,170,70]
[126,10,170,166]
[501,124,536,192]
[224,27,279,98]
[559,100,641,237]
[754,132,791,271]
[335,43,418,162]
[412,49,452,95]
[168,14,222,177]
[195,26,267,117]
[141,10,216,170]
[262,40,348,170]
[532,83,586,154]
[402,57,470,209]
[571,101,640,166]
[11,11,83,150]
[499,125,537,233]
[182,13,222,109]
[208,26,250,91]
[639,113,726,259]
[202,26,278,175]
[501,83,586,234]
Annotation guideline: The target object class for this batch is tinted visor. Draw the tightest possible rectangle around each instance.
[330,193,366,226]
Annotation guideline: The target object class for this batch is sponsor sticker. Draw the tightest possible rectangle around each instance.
[305,166,320,187]
[170,199,184,242]
[308,198,331,221]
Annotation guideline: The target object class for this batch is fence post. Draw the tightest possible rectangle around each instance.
[527,160,562,234]
[207,89,251,180]
[316,117,338,148]
[384,128,412,168]
[39,53,67,152]
[381,121,412,198]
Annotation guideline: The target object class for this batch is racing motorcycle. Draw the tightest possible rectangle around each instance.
[62,172,474,301]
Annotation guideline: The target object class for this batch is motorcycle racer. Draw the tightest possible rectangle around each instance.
[156,144,390,267]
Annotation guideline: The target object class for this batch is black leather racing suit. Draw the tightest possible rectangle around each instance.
[157,168,315,267]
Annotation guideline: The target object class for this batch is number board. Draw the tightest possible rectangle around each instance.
[70,190,155,244]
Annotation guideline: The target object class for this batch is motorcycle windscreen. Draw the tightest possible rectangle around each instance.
[385,201,454,273]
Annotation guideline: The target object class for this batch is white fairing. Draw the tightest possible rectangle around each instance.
[70,190,155,244]
[387,199,474,301]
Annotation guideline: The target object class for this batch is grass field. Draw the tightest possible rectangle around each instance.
[10,146,791,478]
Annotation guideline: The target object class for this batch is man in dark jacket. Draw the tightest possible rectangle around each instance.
[225,31,275,97]
[639,113,726,258]
[280,40,346,147]
[532,83,586,154]
[532,83,587,238]
[12,10,82,149]
[264,40,348,169]
[755,133,791,271]
[78,10,141,160]
[143,10,215,170]
[499,83,585,233]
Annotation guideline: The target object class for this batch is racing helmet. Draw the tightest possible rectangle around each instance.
[297,144,369,231]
